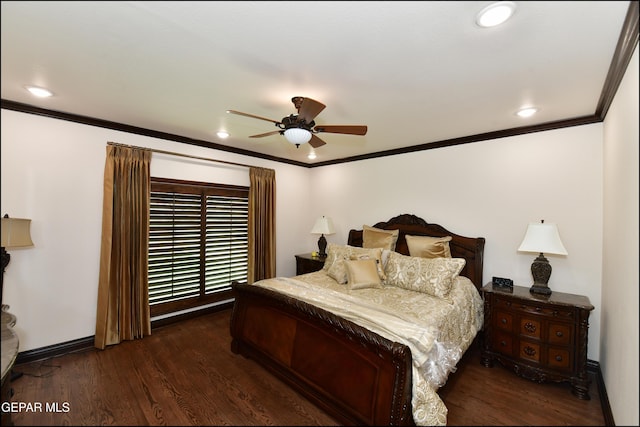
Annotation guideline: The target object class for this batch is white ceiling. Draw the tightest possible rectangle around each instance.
[1,1,634,165]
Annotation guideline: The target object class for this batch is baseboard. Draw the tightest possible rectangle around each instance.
[588,359,615,426]
[15,301,234,365]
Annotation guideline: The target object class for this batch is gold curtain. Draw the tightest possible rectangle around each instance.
[247,167,276,283]
[95,144,152,349]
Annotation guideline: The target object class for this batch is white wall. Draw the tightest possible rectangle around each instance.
[601,45,639,426]
[310,125,604,362]
[0,110,312,351]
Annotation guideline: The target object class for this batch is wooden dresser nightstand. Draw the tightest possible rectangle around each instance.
[295,253,326,275]
[480,283,594,399]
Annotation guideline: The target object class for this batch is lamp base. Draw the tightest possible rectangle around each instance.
[529,253,552,295]
[1,246,10,307]
[529,283,552,295]
[317,234,328,257]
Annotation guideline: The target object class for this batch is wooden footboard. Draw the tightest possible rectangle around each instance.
[230,281,414,426]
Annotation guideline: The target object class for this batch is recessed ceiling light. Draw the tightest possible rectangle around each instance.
[476,1,516,28]
[25,85,53,98]
[516,107,538,118]
[217,131,229,139]
[308,150,317,160]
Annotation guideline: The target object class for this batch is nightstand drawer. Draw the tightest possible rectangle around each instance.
[520,317,541,339]
[519,340,541,363]
[548,323,572,346]
[519,303,573,319]
[496,297,573,319]
[495,311,513,332]
[494,330,514,356]
[494,297,514,309]
[548,347,571,370]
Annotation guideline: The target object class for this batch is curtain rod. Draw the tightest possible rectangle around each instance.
[107,141,256,169]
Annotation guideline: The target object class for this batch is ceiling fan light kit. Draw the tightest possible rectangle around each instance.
[228,96,367,149]
[284,128,312,146]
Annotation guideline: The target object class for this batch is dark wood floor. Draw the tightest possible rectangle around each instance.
[8,309,606,426]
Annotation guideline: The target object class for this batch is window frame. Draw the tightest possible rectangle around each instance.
[149,177,249,317]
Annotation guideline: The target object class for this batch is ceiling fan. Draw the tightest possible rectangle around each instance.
[227,96,367,148]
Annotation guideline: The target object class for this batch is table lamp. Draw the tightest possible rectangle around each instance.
[518,219,567,295]
[310,216,335,257]
[1,214,34,307]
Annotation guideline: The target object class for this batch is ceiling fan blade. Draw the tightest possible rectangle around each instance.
[296,97,326,123]
[314,125,368,135]
[249,130,281,138]
[227,109,281,125]
[308,134,327,148]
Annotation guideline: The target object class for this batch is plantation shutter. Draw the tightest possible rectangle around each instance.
[205,195,249,293]
[148,178,248,316]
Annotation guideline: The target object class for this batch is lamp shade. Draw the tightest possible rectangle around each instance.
[311,216,335,235]
[518,221,567,255]
[284,128,312,145]
[1,216,34,248]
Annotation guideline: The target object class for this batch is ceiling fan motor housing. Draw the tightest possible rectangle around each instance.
[281,114,314,131]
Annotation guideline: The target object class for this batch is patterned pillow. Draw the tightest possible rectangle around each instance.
[325,244,384,284]
[323,243,345,272]
[345,259,383,290]
[383,251,465,299]
[362,225,400,251]
[406,235,453,258]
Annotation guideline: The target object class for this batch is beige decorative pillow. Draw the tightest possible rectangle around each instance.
[327,255,350,284]
[363,225,400,251]
[323,242,344,272]
[325,245,384,284]
[406,235,453,259]
[381,249,392,269]
[383,251,465,299]
[323,243,352,273]
[345,259,383,290]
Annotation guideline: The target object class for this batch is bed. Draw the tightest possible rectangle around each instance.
[229,213,485,426]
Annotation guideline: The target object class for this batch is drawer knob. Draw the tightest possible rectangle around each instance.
[524,322,536,333]
[555,355,563,362]
[556,331,564,337]
[524,346,536,356]
[501,318,507,324]
[535,307,542,312]
[500,340,507,347]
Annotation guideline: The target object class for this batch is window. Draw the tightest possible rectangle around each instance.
[148,177,248,317]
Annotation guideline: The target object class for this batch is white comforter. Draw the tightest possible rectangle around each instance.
[251,271,484,426]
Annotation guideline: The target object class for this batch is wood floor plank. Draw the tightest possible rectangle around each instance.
[439,341,605,426]
[7,309,605,426]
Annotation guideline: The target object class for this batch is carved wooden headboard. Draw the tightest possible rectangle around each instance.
[347,213,486,290]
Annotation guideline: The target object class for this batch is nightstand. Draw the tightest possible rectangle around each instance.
[480,283,594,399]
[295,253,326,275]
